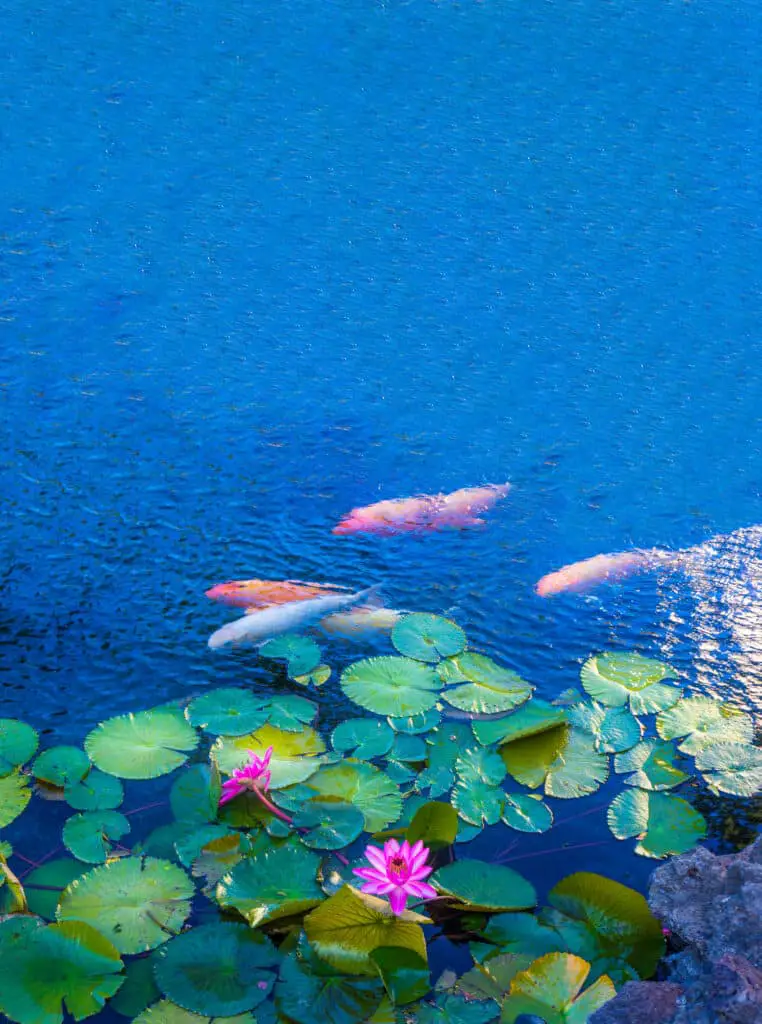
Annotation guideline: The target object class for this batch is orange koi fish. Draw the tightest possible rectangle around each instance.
[205,578,352,609]
[332,483,511,536]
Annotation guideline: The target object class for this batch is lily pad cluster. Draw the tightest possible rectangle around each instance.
[0,616,757,1024]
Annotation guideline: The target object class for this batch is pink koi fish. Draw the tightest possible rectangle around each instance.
[332,483,511,536]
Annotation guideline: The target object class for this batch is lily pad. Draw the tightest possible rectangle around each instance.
[417,724,473,796]
[608,789,706,859]
[275,946,386,1024]
[216,842,323,925]
[452,779,504,827]
[304,884,429,975]
[391,613,467,663]
[191,832,252,886]
[110,954,162,1017]
[0,919,124,1024]
[332,718,395,760]
[170,763,221,825]
[656,697,754,754]
[133,1002,256,1024]
[63,810,131,863]
[264,694,319,731]
[432,860,536,912]
[186,688,269,736]
[292,664,332,687]
[406,801,459,850]
[455,746,506,787]
[341,657,441,717]
[500,952,615,1024]
[293,796,365,850]
[568,702,642,754]
[389,733,428,763]
[694,741,762,796]
[213,723,325,789]
[388,708,442,734]
[501,793,553,833]
[0,719,38,775]
[501,726,609,799]
[85,708,198,780]
[155,922,280,1016]
[580,652,680,714]
[472,700,566,747]
[442,660,532,715]
[300,760,402,832]
[64,770,125,812]
[414,993,501,1024]
[473,912,562,964]
[22,859,87,920]
[260,634,322,677]
[0,769,31,827]
[33,745,91,787]
[614,739,690,791]
[58,856,194,954]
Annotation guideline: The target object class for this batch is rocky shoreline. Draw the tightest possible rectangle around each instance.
[592,836,762,1023]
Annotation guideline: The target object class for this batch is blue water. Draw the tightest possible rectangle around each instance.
[2,0,762,922]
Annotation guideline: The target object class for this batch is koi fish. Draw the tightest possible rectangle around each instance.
[535,550,662,596]
[208,584,382,650]
[205,578,352,609]
[332,483,511,536]
[319,605,404,639]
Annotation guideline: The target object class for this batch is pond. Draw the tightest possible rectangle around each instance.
[1,0,762,1022]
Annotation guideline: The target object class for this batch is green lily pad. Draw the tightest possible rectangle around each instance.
[216,842,323,925]
[569,702,642,754]
[547,872,666,980]
[300,760,402,832]
[292,664,332,687]
[293,796,365,850]
[275,946,386,1024]
[304,884,429,976]
[608,789,706,859]
[391,613,467,663]
[57,856,194,954]
[264,694,319,731]
[501,726,609,799]
[133,1002,256,1024]
[442,659,532,715]
[371,946,431,1005]
[191,832,252,886]
[341,657,441,717]
[456,820,484,844]
[0,918,124,1024]
[389,733,427,762]
[456,953,534,1002]
[175,825,233,868]
[22,859,87,920]
[455,746,506,787]
[414,993,501,1024]
[332,718,395,760]
[0,719,38,776]
[64,770,125,811]
[614,739,690,791]
[501,793,553,833]
[452,779,504,827]
[33,745,91,787]
[580,652,680,714]
[0,769,31,827]
[473,912,562,964]
[85,708,199,780]
[500,952,616,1024]
[694,741,762,796]
[260,633,322,676]
[432,860,536,912]
[417,724,473,796]
[213,723,325,789]
[388,708,442,734]
[110,954,161,1017]
[155,922,280,1016]
[406,801,459,850]
[656,697,754,754]
[170,763,221,825]
[472,700,566,747]
[63,810,131,863]
[186,688,269,736]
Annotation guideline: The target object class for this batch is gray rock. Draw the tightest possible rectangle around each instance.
[589,981,682,1024]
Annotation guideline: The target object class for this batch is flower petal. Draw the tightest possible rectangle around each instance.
[388,887,408,916]
[353,867,388,885]
[409,844,430,872]
[383,838,400,859]
[364,845,389,872]
[409,864,433,881]
[405,880,437,900]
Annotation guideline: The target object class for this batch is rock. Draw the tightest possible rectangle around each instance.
[590,838,762,1024]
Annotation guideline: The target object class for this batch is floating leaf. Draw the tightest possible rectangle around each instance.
[304,884,429,975]
[417,724,472,796]
[293,796,365,850]
[456,953,533,1002]
[341,657,441,717]
[432,860,536,912]
[389,733,427,763]
[64,770,124,812]
[371,946,431,1005]
[0,919,124,1024]
[406,801,459,850]
[110,954,161,1017]
[580,652,680,714]
[155,922,280,1016]
[388,708,442,734]
[473,912,562,964]
[332,719,395,760]
[301,760,402,832]
[614,739,690,791]
[501,726,609,799]
[694,741,762,796]
[260,634,322,676]
[608,789,706,859]
[170,763,221,825]
[191,832,252,886]
[85,708,198,780]
[33,745,90,787]
[547,872,665,980]
[0,769,31,827]
[213,723,325,789]
[216,842,323,925]
[175,825,232,868]
[456,820,484,844]
[455,747,506,787]
[656,697,754,754]
[391,613,466,663]
[500,952,616,1024]
[264,694,318,731]
[292,664,332,687]
[414,993,500,1024]
[569,702,642,754]
[501,793,553,833]
[472,700,566,747]
[133,1002,256,1024]
[21,859,87,920]
[186,688,269,736]
[63,810,131,863]
[277,947,386,1023]
[0,719,38,776]
[58,856,194,954]
[442,661,532,715]
[452,779,503,827]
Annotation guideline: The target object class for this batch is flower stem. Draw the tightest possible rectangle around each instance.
[256,789,293,825]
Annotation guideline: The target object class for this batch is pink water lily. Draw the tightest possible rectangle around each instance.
[219,747,273,806]
[354,838,437,916]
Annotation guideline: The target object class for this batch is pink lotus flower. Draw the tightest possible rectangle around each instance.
[353,838,437,916]
[219,747,273,806]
